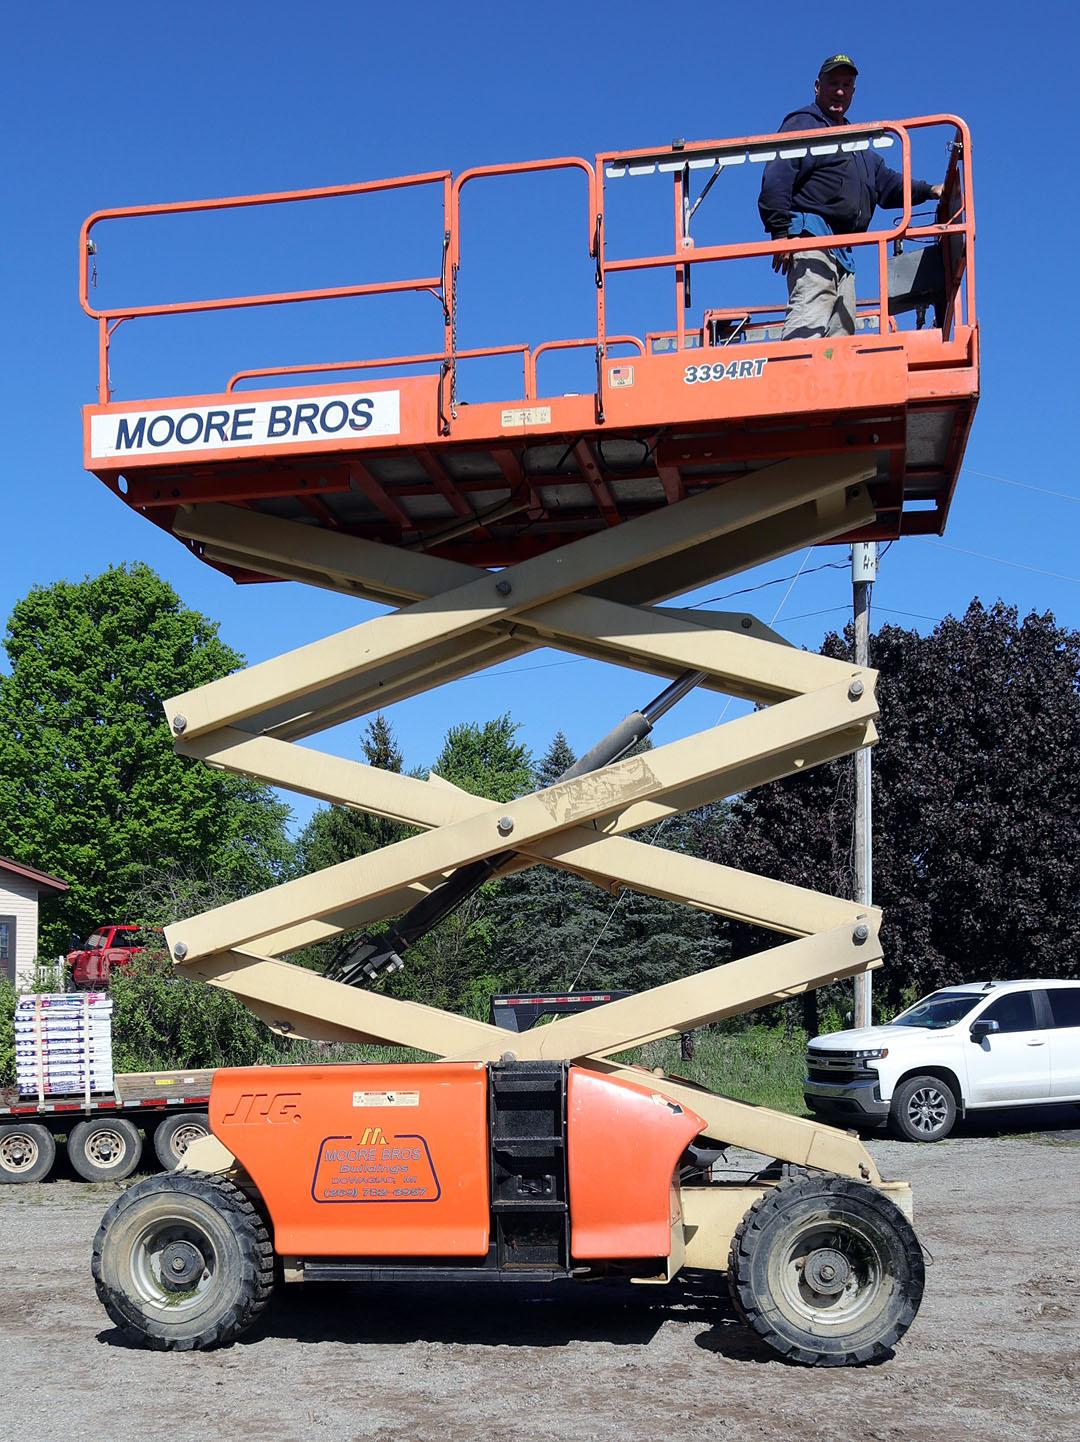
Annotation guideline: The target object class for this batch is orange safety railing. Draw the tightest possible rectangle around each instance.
[81,115,974,420]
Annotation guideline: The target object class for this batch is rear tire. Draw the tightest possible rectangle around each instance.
[154,1112,211,1170]
[68,1117,143,1181]
[889,1075,957,1142]
[728,1173,924,1366]
[92,1171,275,1350]
[0,1123,57,1184]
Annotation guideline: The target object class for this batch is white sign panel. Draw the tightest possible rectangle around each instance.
[89,389,401,460]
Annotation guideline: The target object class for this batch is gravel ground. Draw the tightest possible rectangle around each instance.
[3,1111,1078,1442]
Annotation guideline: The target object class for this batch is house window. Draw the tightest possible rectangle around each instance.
[0,917,15,983]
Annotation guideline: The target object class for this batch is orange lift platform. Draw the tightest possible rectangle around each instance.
[80,115,977,580]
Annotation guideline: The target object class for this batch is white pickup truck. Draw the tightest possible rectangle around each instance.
[804,978,1080,1141]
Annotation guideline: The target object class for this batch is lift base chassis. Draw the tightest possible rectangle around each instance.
[92,1060,923,1365]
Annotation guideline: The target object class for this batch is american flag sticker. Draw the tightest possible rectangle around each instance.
[609,365,635,388]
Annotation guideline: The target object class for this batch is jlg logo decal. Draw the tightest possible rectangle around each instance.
[219,1092,302,1124]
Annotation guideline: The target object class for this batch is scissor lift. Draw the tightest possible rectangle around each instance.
[84,117,977,1363]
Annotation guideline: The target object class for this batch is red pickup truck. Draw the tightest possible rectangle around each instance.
[66,925,146,990]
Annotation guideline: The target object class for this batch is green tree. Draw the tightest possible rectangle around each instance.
[381,714,533,1014]
[489,732,726,996]
[536,729,576,785]
[431,713,533,802]
[0,564,293,954]
[707,600,1080,1018]
[295,713,409,875]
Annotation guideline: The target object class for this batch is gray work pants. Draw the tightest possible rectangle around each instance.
[781,249,856,340]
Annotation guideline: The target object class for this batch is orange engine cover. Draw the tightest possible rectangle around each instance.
[567,1068,705,1260]
[210,1062,490,1257]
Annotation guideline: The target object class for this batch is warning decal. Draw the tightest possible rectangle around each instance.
[311,1132,441,1204]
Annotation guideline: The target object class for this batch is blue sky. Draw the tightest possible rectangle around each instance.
[5,2,1078,833]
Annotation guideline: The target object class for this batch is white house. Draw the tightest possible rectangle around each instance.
[0,857,69,990]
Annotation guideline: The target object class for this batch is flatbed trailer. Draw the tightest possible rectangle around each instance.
[0,1070,214,1183]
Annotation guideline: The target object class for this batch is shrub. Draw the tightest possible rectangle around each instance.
[108,950,293,1073]
[0,978,15,1087]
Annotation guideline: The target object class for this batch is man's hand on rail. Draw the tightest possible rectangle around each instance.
[771,238,792,275]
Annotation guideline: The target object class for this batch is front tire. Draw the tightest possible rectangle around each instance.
[889,1075,957,1142]
[0,1123,57,1184]
[68,1117,143,1181]
[92,1171,275,1350]
[728,1173,925,1366]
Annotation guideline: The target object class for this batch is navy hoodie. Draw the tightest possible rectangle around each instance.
[759,102,935,239]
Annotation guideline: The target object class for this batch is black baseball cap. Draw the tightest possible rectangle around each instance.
[818,53,858,76]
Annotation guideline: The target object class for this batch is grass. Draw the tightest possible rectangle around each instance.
[618,1025,810,1116]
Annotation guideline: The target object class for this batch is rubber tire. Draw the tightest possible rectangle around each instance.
[153,1112,211,1170]
[889,1074,957,1143]
[68,1116,143,1181]
[92,1171,275,1350]
[0,1122,57,1184]
[727,1172,925,1366]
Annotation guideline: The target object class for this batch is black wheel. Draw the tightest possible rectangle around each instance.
[68,1116,143,1181]
[0,1123,57,1184]
[154,1112,211,1170]
[728,1173,925,1366]
[889,1075,957,1142]
[91,1171,275,1350]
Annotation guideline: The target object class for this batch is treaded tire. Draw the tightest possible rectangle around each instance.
[153,1112,211,1170]
[889,1074,957,1143]
[727,1172,924,1366]
[68,1117,143,1181]
[0,1123,57,1184]
[91,1171,275,1351]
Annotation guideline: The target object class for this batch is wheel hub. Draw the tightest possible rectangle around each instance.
[160,1239,205,1291]
[803,1246,852,1296]
[0,1135,37,1172]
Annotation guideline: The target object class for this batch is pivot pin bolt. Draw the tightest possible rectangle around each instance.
[852,922,870,944]
[495,579,512,596]
[173,941,189,960]
[497,816,514,836]
[172,714,188,734]
[848,678,864,700]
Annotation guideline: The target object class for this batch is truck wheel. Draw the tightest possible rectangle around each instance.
[154,1112,211,1170]
[889,1075,957,1142]
[0,1123,57,1184]
[68,1117,143,1181]
[728,1173,924,1366]
[92,1171,275,1350]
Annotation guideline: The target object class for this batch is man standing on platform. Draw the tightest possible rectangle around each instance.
[759,55,942,340]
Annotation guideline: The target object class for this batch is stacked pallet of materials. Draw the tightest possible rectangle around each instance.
[15,993,114,1099]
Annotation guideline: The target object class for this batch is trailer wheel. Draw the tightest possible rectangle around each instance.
[154,1112,211,1170]
[0,1123,57,1184]
[68,1117,143,1181]
[92,1171,275,1350]
[727,1173,924,1366]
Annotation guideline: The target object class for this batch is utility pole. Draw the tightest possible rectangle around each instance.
[852,541,878,1029]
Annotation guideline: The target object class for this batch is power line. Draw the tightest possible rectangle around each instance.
[920,538,1080,585]
[690,557,847,609]
[963,466,1080,505]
